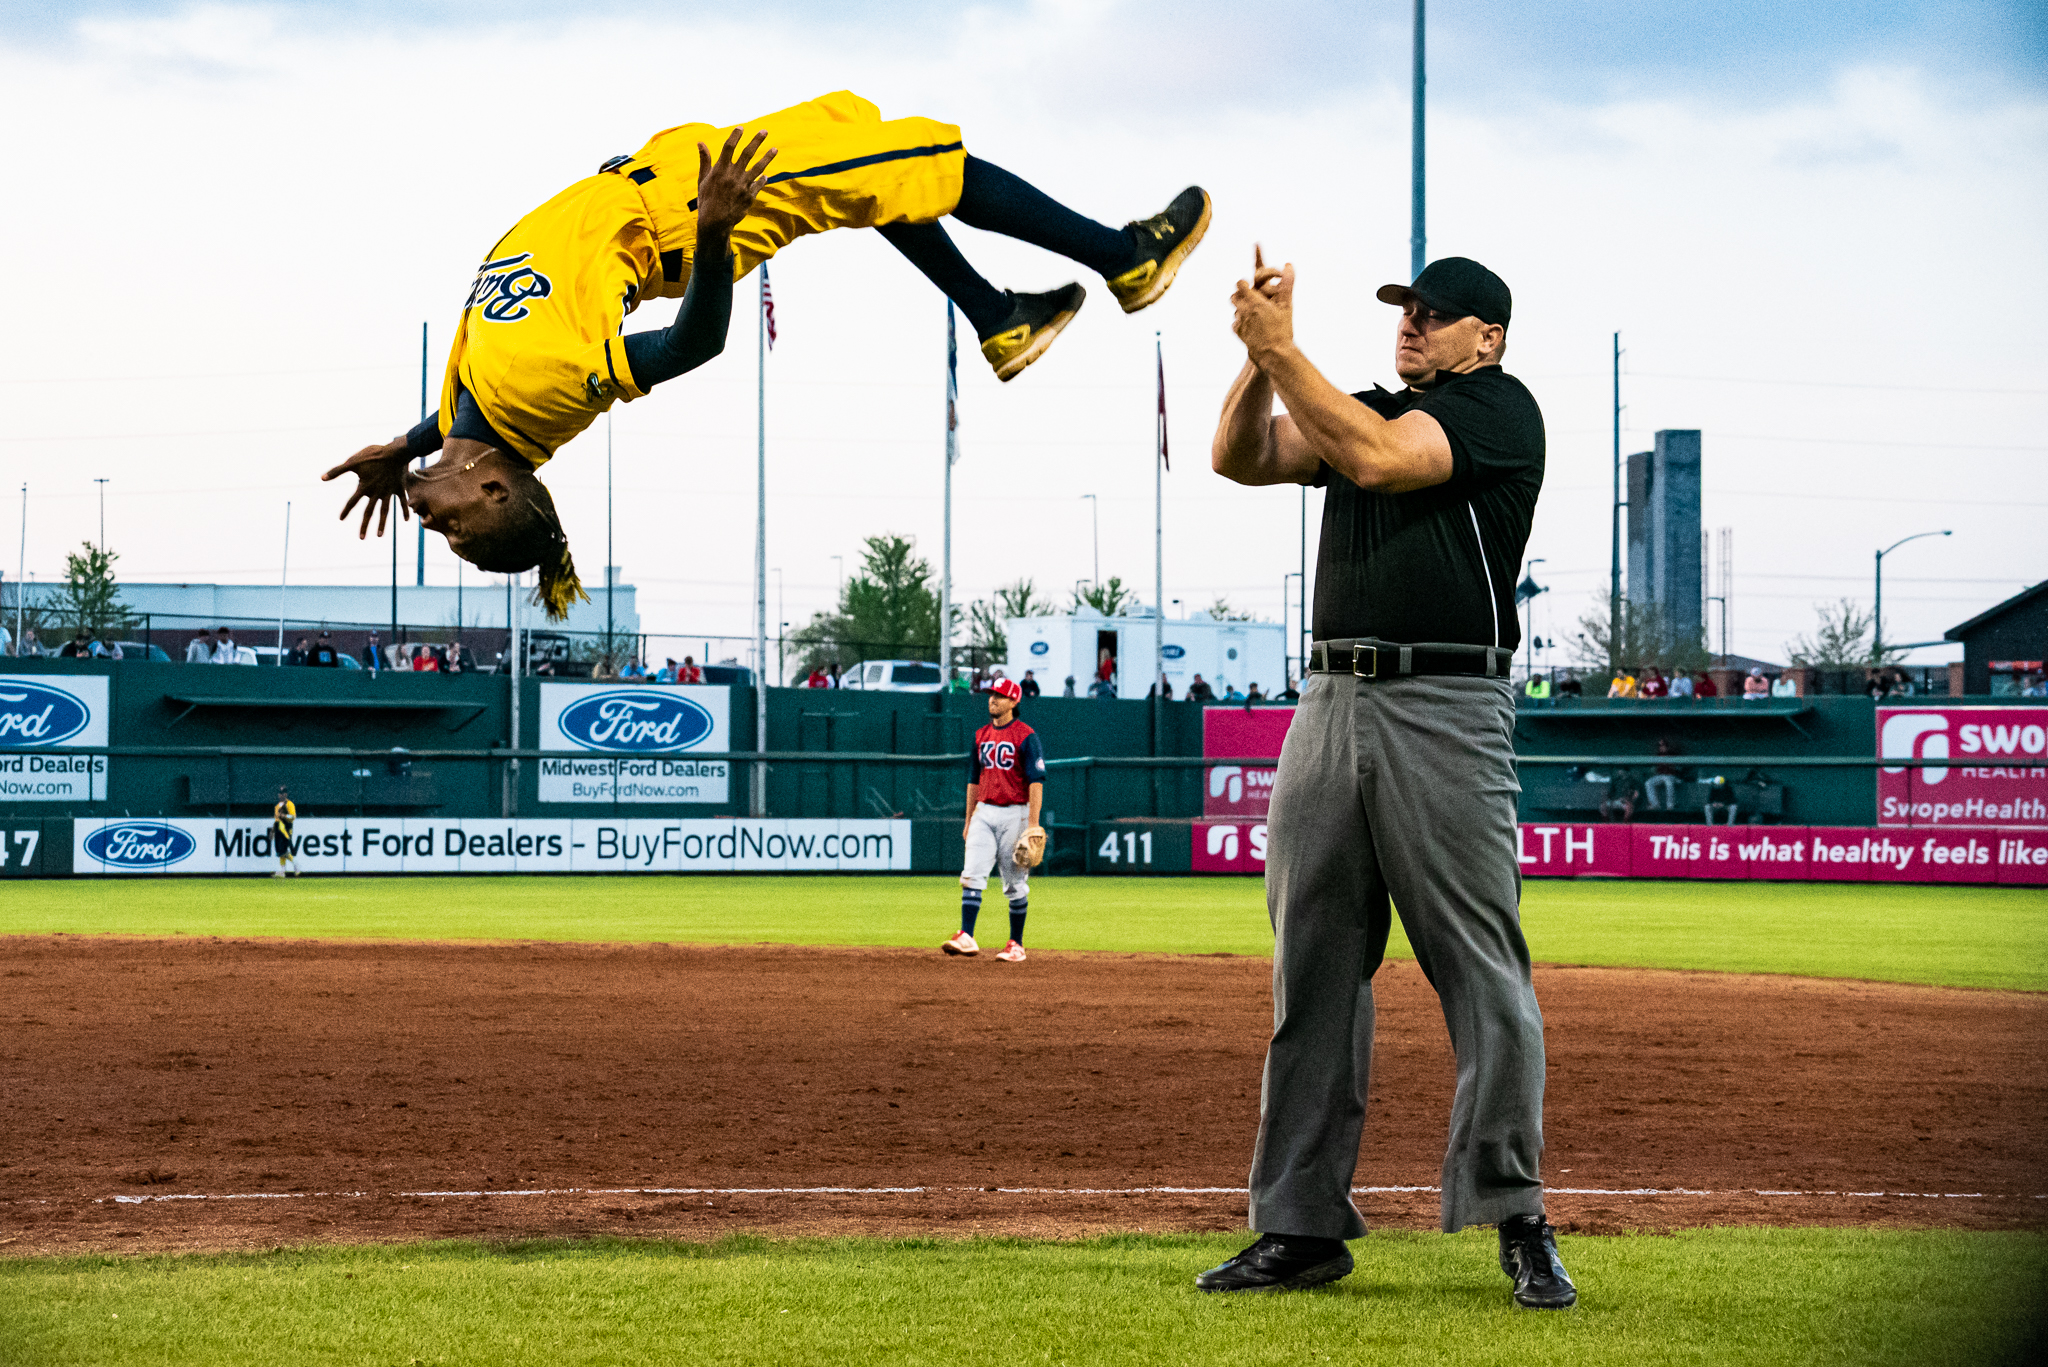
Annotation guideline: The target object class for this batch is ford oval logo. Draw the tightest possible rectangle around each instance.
[1029,641,1050,655]
[85,822,197,869]
[0,682,91,747]
[1161,644,1187,660]
[558,690,714,752]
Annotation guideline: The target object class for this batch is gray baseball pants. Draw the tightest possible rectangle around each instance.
[1248,672,1548,1237]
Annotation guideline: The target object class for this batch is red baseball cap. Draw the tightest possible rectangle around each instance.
[985,677,1023,702]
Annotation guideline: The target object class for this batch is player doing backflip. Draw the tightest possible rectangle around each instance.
[326,92,1210,620]
[944,677,1045,964]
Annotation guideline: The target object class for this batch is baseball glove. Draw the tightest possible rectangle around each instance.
[1013,825,1047,868]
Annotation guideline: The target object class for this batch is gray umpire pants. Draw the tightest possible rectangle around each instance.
[1247,672,1548,1237]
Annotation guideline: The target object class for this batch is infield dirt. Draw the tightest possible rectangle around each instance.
[3,937,2043,1256]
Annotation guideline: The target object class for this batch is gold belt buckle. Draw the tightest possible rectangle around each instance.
[1351,645,1379,679]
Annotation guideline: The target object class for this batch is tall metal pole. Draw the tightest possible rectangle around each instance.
[752,271,768,816]
[507,573,521,818]
[1609,332,1623,671]
[941,302,956,684]
[1409,0,1426,280]
[1873,530,1952,661]
[606,412,614,664]
[1154,333,1165,713]
[1299,486,1308,682]
[276,502,291,662]
[16,484,26,653]
[1080,494,1099,588]
[416,321,428,587]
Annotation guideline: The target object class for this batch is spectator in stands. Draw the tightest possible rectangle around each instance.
[363,630,385,672]
[804,663,831,687]
[412,644,440,672]
[1770,671,1798,698]
[1279,676,1300,702]
[1019,670,1041,698]
[678,655,705,684]
[0,621,9,657]
[446,641,469,675]
[656,658,678,683]
[185,632,214,663]
[1062,674,1077,697]
[1186,673,1215,703]
[285,636,309,666]
[1523,672,1551,700]
[1597,768,1640,823]
[1885,665,1913,697]
[1743,667,1770,700]
[60,629,94,658]
[1246,682,1264,704]
[1638,666,1668,699]
[619,656,646,680]
[592,653,617,680]
[1693,670,1719,698]
[1222,682,1245,701]
[1667,670,1693,699]
[1556,671,1582,699]
[213,626,237,663]
[1703,774,1739,824]
[1087,676,1115,699]
[1096,646,1116,692]
[1644,738,1685,811]
[2021,671,2046,698]
[309,631,341,667]
[17,627,43,657]
[1607,667,1639,698]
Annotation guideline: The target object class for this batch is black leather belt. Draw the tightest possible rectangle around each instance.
[1307,637,1514,680]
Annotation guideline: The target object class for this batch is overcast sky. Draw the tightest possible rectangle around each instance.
[1,0,2042,668]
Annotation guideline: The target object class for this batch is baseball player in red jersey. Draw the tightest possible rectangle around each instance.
[944,677,1046,963]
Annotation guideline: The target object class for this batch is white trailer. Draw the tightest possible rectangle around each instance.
[1004,609,1287,700]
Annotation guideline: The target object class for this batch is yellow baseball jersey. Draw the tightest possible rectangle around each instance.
[273,799,295,834]
[439,91,965,467]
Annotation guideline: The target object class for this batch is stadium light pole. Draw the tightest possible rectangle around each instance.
[416,322,428,587]
[605,412,614,664]
[14,483,24,654]
[1410,0,1425,279]
[752,270,768,817]
[1609,332,1624,671]
[1874,529,1950,660]
[93,478,109,554]
[941,302,958,685]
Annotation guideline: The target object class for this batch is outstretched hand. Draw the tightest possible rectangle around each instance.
[696,127,778,237]
[1231,244,1296,359]
[322,439,411,540]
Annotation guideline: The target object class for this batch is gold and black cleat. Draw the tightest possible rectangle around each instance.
[1106,187,1213,314]
[979,283,1087,383]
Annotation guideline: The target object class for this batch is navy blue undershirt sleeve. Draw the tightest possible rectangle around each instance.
[1022,730,1046,784]
[620,251,735,391]
[402,415,443,458]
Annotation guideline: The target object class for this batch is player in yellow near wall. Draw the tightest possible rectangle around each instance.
[271,786,299,878]
[326,92,1209,619]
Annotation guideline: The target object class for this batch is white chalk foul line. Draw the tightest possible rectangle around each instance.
[94,1183,2048,1205]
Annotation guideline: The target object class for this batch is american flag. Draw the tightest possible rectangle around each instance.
[1156,337,1170,470]
[760,265,777,349]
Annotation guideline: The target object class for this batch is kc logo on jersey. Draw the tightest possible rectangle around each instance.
[467,252,554,322]
[978,739,1018,771]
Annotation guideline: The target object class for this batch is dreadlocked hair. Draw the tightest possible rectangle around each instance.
[459,462,590,623]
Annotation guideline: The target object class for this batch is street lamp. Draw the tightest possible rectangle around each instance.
[1874,530,1951,660]
[1515,559,1547,683]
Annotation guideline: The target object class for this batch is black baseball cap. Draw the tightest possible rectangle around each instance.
[1377,257,1512,329]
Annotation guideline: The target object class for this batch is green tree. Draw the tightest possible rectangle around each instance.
[1568,593,1710,676]
[53,543,133,641]
[967,577,1051,664]
[1205,596,1259,622]
[787,534,939,675]
[1787,598,1903,668]
[1071,576,1138,617]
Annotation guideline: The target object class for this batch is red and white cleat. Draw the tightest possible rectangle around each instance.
[995,940,1027,963]
[942,931,980,957]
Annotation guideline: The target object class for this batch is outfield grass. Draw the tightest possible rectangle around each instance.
[2,1229,2041,1367]
[3,875,2043,991]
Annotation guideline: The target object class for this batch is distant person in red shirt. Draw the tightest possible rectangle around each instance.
[943,677,1046,964]
[678,655,705,684]
[1693,671,1719,698]
[1638,666,1667,699]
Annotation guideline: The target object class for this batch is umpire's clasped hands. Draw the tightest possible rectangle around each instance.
[1230,244,1296,360]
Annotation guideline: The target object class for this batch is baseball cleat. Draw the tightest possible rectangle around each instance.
[995,940,1027,963]
[1195,1234,1353,1294]
[979,283,1086,382]
[1106,187,1212,314]
[1499,1215,1577,1309]
[942,931,980,957]
[271,870,287,878]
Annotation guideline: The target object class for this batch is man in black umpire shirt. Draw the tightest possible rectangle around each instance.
[1202,250,1575,1310]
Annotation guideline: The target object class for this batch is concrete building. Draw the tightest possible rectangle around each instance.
[1626,428,1703,651]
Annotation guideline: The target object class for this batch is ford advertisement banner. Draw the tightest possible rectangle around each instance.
[73,817,909,875]
[536,684,731,805]
[0,675,110,802]
[1876,706,2048,829]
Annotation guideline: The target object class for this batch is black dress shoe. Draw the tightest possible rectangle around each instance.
[1499,1215,1577,1309]
[1195,1233,1354,1293]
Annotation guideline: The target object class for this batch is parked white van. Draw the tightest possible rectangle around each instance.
[840,659,945,693]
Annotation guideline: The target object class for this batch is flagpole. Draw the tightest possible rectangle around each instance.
[276,501,291,663]
[752,267,769,817]
[941,302,956,686]
[1153,333,1166,764]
